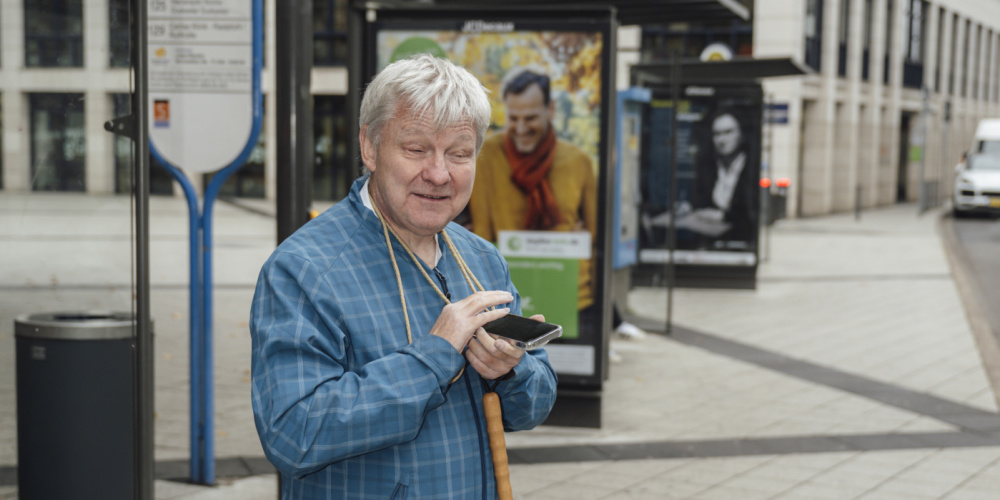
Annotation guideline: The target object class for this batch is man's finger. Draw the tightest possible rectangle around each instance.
[456,290,514,314]
[472,306,510,330]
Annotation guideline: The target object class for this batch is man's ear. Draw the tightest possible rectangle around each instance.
[359,125,376,174]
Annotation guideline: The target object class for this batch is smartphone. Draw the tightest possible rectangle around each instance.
[481,314,562,350]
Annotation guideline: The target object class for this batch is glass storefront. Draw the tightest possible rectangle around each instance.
[313,95,350,201]
[29,93,86,192]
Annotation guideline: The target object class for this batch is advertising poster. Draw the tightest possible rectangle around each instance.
[638,85,762,273]
[370,11,611,383]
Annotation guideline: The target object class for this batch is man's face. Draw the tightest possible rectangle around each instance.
[361,106,477,241]
[712,114,742,158]
[504,84,555,154]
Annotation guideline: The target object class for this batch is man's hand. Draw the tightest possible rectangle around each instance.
[429,291,513,352]
[466,314,544,380]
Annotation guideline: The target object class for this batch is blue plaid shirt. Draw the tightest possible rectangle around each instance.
[250,176,558,499]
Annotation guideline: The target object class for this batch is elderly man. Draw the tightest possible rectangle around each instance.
[250,54,557,499]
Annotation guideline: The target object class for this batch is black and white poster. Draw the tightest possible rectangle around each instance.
[639,85,762,271]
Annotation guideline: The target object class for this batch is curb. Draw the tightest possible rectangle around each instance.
[937,212,1000,411]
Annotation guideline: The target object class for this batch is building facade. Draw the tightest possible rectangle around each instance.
[755,0,1000,216]
[0,0,352,201]
[14,0,989,219]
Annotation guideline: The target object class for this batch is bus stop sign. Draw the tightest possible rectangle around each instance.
[147,0,256,173]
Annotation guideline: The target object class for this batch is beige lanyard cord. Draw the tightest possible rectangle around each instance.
[370,201,514,500]
[370,203,484,339]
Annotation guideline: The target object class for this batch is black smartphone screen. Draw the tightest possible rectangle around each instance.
[482,314,559,342]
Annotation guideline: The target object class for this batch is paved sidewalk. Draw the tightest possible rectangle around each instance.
[1,198,999,499]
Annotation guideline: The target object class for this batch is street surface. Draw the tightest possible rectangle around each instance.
[947,214,1000,349]
[1,197,999,499]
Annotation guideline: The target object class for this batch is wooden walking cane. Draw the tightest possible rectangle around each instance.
[483,391,513,500]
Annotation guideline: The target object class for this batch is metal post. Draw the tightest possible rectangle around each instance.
[918,86,929,214]
[941,100,951,208]
[276,0,315,243]
[666,51,681,334]
[855,184,862,220]
[274,1,313,495]
[347,4,366,182]
[761,93,773,262]
[131,0,154,497]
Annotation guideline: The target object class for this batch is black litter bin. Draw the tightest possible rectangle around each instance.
[15,312,135,500]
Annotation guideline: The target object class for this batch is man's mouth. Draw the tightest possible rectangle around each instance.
[416,193,448,200]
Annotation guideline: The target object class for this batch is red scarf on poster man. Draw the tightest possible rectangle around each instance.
[505,128,562,230]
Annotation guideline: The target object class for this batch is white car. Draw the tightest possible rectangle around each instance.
[953,152,1000,217]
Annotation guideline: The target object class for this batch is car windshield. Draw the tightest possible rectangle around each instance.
[980,140,1000,153]
[968,153,1000,170]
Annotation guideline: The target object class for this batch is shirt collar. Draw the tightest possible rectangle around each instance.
[360,178,442,267]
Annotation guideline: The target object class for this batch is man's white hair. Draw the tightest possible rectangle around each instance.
[359,53,492,153]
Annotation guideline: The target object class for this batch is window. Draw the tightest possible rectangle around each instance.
[972,25,982,99]
[109,0,129,67]
[985,30,993,101]
[994,33,1000,102]
[883,0,894,84]
[314,95,349,201]
[950,14,958,94]
[935,7,944,91]
[838,0,850,77]
[805,0,823,71]
[24,0,83,67]
[30,93,85,191]
[314,0,348,66]
[862,0,873,80]
[962,19,970,97]
[902,0,925,88]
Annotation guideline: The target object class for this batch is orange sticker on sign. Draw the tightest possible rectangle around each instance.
[154,100,169,128]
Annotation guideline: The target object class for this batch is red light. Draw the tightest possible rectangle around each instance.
[776,177,791,188]
[759,178,772,188]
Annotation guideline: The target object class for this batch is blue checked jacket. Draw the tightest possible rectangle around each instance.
[250,176,558,499]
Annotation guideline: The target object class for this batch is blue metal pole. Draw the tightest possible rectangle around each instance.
[148,0,264,484]
[194,1,265,483]
[149,155,205,482]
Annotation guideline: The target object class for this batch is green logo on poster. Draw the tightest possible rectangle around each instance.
[390,37,447,63]
[507,236,523,252]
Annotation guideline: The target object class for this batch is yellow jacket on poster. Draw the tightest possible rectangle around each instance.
[468,132,597,310]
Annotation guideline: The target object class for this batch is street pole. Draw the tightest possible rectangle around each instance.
[131,0,154,497]
[917,86,929,214]
[666,51,681,334]
[275,1,313,495]
[276,0,315,243]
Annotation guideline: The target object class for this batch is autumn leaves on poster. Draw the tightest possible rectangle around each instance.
[376,30,603,173]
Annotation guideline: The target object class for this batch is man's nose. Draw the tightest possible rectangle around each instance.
[514,119,529,135]
[423,154,450,185]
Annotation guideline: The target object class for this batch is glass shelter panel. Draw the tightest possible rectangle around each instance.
[1,0,137,490]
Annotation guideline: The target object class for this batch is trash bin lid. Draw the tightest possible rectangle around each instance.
[15,312,136,340]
